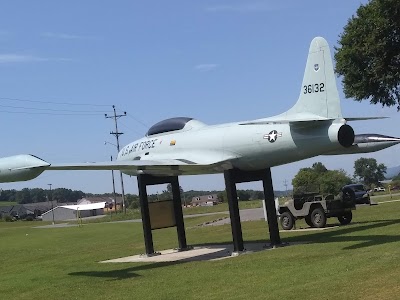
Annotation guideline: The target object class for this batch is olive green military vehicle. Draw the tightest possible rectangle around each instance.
[279,187,356,230]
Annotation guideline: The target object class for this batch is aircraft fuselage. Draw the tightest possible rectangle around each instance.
[117,119,352,176]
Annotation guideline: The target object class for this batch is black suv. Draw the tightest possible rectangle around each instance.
[342,184,370,204]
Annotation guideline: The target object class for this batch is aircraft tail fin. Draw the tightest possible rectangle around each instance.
[284,37,342,119]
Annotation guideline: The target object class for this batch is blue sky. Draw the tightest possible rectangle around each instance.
[1,0,399,194]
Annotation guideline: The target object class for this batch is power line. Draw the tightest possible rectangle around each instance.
[0,110,103,116]
[0,103,108,113]
[126,113,149,128]
[119,120,144,138]
[0,96,111,107]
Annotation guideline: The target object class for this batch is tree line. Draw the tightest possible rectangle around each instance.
[0,186,287,206]
[292,158,388,195]
[0,188,86,204]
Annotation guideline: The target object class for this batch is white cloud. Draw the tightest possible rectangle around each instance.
[0,54,71,64]
[206,2,275,12]
[194,63,219,72]
[41,32,99,40]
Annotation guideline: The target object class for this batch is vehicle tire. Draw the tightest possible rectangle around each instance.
[280,212,294,230]
[337,211,352,225]
[310,207,326,228]
[305,215,314,227]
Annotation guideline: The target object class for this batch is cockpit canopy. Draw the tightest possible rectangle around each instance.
[146,117,193,136]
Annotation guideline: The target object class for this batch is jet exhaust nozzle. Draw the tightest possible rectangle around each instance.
[337,124,355,148]
[328,124,354,148]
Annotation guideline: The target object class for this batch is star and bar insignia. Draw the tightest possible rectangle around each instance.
[263,130,282,143]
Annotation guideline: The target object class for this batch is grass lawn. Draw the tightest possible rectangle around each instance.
[0,201,17,206]
[1,201,400,299]
[183,199,263,215]
[82,200,262,224]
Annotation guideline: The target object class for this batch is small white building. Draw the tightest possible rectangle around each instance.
[41,202,106,221]
[191,194,220,206]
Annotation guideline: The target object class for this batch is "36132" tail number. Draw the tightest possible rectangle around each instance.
[303,83,325,94]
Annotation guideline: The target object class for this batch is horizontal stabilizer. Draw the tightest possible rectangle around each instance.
[240,118,334,125]
[240,116,388,125]
[345,117,388,121]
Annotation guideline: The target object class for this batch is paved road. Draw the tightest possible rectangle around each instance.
[204,208,264,226]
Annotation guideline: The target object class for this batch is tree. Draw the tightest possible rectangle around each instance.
[312,162,328,174]
[16,188,31,204]
[30,188,46,203]
[51,188,84,202]
[292,168,320,192]
[166,183,172,193]
[0,189,16,202]
[319,169,352,195]
[125,194,140,209]
[217,191,227,202]
[237,190,251,201]
[334,0,400,110]
[292,162,352,195]
[354,157,387,187]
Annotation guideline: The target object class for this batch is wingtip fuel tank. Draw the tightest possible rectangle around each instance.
[0,154,50,183]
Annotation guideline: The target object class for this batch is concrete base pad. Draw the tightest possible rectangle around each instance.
[100,242,308,263]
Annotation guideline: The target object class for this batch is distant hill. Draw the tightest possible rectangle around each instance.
[386,165,400,179]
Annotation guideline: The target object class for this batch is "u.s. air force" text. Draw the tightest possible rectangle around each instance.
[120,139,158,156]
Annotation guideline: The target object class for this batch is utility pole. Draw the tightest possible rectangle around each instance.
[48,183,54,225]
[105,105,127,214]
[110,156,117,214]
[283,179,288,198]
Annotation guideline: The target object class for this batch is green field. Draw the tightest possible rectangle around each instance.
[81,200,262,224]
[0,201,17,207]
[1,201,400,299]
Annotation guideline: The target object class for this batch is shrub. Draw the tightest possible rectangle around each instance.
[25,215,34,221]
[3,215,13,222]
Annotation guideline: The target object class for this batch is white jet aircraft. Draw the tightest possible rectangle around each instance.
[1,37,399,183]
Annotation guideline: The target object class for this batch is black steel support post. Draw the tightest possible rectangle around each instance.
[262,168,281,246]
[223,168,281,251]
[170,176,188,250]
[137,175,155,255]
[224,170,244,253]
[136,174,189,254]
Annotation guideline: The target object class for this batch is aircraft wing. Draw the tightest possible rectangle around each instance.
[49,159,198,171]
[48,152,238,175]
